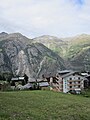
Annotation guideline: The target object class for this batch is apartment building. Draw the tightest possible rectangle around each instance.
[56,71,87,93]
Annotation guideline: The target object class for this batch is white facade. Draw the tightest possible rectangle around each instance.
[63,74,84,93]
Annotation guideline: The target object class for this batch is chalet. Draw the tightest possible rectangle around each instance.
[11,77,25,81]
[28,78,49,90]
[11,77,25,86]
[37,79,49,90]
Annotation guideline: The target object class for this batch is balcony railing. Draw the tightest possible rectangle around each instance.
[68,83,83,86]
[67,87,83,90]
[68,80,83,82]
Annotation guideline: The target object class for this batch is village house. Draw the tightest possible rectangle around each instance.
[37,78,49,90]
[10,71,89,92]
[28,78,49,90]
[10,76,49,90]
[11,77,25,85]
[10,77,25,89]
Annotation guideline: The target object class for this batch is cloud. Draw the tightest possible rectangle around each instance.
[0,0,90,38]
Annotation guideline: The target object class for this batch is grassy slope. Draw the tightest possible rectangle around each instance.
[66,34,90,59]
[0,90,90,120]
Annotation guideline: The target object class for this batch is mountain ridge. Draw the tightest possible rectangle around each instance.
[0,32,65,79]
[32,33,90,71]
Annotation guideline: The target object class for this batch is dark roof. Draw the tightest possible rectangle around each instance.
[61,72,84,78]
[29,78,48,83]
[57,70,73,74]
[37,78,48,82]
[38,82,49,87]
[22,83,32,89]
[43,72,56,78]
[29,78,36,83]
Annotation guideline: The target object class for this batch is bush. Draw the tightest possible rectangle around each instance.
[0,82,12,91]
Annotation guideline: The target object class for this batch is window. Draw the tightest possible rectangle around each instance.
[70,78,72,80]
[78,77,80,80]
[78,81,80,84]
[70,82,72,84]
[73,73,75,76]
[70,86,72,88]
[78,85,80,88]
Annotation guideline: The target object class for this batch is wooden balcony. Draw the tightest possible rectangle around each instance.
[68,80,83,82]
[67,87,83,91]
[68,83,83,86]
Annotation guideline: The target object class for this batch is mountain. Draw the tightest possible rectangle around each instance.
[0,32,90,76]
[66,34,90,71]
[33,34,90,72]
[33,35,67,58]
[0,32,65,79]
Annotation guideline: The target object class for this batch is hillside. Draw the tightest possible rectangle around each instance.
[66,34,90,71]
[0,90,90,120]
[65,34,90,59]
[33,35,68,57]
[33,34,90,71]
[0,32,65,79]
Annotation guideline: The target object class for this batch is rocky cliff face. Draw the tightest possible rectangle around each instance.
[0,33,65,79]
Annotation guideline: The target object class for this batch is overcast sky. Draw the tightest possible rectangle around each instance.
[0,0,90,38]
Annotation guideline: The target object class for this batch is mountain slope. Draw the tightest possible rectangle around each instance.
[70,47,90,71]
[0,33,65,79]
[33,35,67,57]
[65,34,90,59]
[66,34,90,71]
[33,34,90,71]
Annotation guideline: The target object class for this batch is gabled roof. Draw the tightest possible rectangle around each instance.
[57,70,72,74]
[29,78,48,83]
[11,77,24,81]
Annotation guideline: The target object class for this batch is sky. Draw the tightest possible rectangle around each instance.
[0,0,90,38]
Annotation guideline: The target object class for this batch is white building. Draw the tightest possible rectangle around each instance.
[56,71,87,93]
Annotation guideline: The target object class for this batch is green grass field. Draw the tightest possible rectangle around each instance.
[0,90,90,120]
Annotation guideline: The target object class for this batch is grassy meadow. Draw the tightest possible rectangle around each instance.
[0,90,90,120]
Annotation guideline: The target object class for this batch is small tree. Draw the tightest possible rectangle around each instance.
[23,74,28,84]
